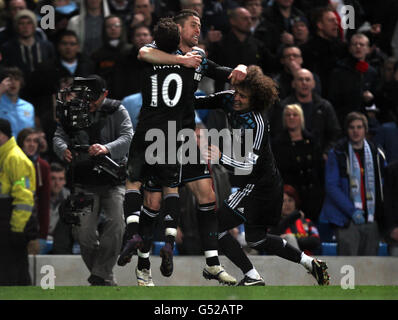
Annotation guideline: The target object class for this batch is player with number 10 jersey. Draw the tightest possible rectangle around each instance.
[127,42,195,187]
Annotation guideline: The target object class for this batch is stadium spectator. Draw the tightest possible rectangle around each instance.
[269,184,321,256]
[373,99,398,163]
[273,44,321,100]
[260,0,307,54]
[48,162,76,254]
[272,104,324,222]
[0,67,35,138]
[383,161,398,256]
[207,7,265,90]
[17,128,51,241]
[0,0,48,46]
[128,0,158,32]
[242,0,263,34]
[53,75,133,285]
[180,0,204,19]
[291,15,310,46]
[271,68,341,159]
[67,0,111,56]
[327,33,379,126]
[118,24,153,96]
[201,0,239,37]
[320,112,386,256]
[374,58,398,124]
[91,15,132,99]
[363,30,388,80]
[0,118,37,285]
[25,30,94,150]
[300,7,347,97]
[107,0,134,22]
[0,9,55,78]
[380,57,397,85]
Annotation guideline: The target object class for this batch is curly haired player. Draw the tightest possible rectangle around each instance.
[195,65,330,286]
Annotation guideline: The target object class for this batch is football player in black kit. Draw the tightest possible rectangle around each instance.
[121,18,200,286]
[119,10,243,286]
[194,65,330,286]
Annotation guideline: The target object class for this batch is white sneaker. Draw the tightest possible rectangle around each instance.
[135,267,155,286]
[202,265,237,285]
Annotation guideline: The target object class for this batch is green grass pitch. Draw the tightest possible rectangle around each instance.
[1,286,397,300]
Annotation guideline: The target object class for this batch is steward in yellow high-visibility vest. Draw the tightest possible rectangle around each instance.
[0,118,36,285]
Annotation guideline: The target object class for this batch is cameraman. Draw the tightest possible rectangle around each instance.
[53,75,133,286]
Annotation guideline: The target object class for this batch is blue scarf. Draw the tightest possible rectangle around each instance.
[348,140,376,222]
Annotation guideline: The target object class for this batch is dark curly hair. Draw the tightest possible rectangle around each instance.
[153,17,180,53]
[235,65,279,112]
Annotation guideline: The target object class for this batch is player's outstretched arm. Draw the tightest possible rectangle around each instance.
[138,46,201,68]
[228,64,247,85]
[194,90,231,110]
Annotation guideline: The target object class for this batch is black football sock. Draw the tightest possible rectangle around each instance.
[163,193,180,249]
[124,189,142,238]
[218,231,253,274]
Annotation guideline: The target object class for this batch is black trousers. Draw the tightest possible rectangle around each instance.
[0,229,31,286]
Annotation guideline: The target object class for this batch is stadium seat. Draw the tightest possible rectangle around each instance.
[152,241,179,256]
[321,242,337,256]
[72,242,81,255]
[321,242,389,256]
[317,221,336,243]
[378,242,389,256]
[39,239,53,254]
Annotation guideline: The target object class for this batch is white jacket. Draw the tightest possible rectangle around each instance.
[67,0,111,49]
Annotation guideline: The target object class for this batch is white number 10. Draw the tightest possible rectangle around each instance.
[150,73,183,107]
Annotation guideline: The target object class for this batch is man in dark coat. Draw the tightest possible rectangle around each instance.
[328,33,379,127]
[300,7,347,97]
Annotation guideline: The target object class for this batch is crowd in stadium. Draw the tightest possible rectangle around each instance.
[0,0,397,286]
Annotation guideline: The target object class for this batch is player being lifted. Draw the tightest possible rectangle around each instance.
[194,65,330,286]
[118,10,244,285]
[122,17,199,286]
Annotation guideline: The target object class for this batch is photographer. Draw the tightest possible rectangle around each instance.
[53,75,133,286]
